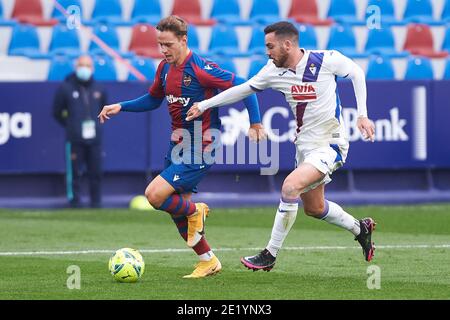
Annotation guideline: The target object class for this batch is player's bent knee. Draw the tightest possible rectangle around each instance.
[144,186,164,208]
[281,180,304,199]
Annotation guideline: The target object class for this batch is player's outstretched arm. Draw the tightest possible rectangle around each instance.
[185,82,255,121]
[98,93,163,124]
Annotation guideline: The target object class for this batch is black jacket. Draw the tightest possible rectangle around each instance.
[53,73,107,144]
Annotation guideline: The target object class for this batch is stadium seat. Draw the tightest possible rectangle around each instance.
[128,23,164,59]
[247,57,267,79]
[171,0,216,26]
[288,0,333,26]
[327,0,365,25]
[131,0,162,25]
[90,0,127,25]
[247,26,266,55]
[8,24,43,57]
[365,0,403,26]
[89,23,130,57]
[210,0,250,25]
[403,24,448,58]
[210,57,237,74]
[127,56,156,81]
[442,0,450,22]
[93,55,117,80]
[443,58,450,79]
[12,0,58,26]
[297,24,318,50]
[365,26,408,58]
[51,0,82,22]
[207,24,246,57]
[326,24,368,58]
[404,56,434,80]
[48,24,81,57]
[366,55,395,79]
[47,55,75,81]
[187,25,200,53]
[403,0,442,25]
[249,0,281,25]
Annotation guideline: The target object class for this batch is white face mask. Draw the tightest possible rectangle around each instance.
[76,66,92,81]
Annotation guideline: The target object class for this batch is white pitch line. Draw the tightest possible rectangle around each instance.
[0,244,449,256]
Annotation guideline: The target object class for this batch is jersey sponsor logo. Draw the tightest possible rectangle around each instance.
[166,95,191,107]
[291,84,317,102]
[0,112,32,145]
[183,74,192,87]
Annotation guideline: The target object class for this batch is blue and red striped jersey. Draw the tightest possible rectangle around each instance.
[149,51,235,144]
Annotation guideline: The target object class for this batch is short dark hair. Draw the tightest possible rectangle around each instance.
[156,15,188,37]
[264,21,299,44]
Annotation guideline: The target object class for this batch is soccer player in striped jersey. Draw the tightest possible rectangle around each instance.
[98,16,266,278]
[186,21,377,271]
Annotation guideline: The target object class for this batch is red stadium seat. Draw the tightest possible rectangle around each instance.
[128,24,164,59]
[403,24,448,58]
[171,0,216,26]
[288,0,334,26]
[12,0,58,26]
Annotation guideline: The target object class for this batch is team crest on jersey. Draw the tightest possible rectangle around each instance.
[309,63,317,75]
[291,84,317,101]
[183,74,192,86]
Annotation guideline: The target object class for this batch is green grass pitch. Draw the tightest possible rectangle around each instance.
[0,204,449,300]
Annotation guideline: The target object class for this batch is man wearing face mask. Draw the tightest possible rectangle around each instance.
[53,55,107,208]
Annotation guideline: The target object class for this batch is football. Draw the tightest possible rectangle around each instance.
[108,248,145,283]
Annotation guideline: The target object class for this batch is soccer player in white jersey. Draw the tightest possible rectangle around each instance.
[186,21,377,271]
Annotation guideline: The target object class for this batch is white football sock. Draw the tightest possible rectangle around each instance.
[266,198,299,257]
[198,251,214,261]
[321,200,361,236]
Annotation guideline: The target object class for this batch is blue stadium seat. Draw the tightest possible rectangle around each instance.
[207,24,246,57]
[48,24,81,56]
[90,0,128,26]
[93,55,117,80]
[327,0,365,25]
[247,57,267,79]
[131,0,162,25]
[297,24,317,50]
[365,0,404,26]
[326,24,368,58]
[403,0,442,25]
[365,26,408,58]
[127,56,156,81]
[8,24,43,57]
[210,0,250,25]
[404,57,434,80]
[210,57,237,74]
[443,58,450,79]
[249,0,281,25]
[47,55,74,80]
[442,0,450,22]
[188,25,200,53]
[366,55,395,79]
[51,0,82,22]
[89,23,133,57]
[441,27,450,52]
[247,26,266,55]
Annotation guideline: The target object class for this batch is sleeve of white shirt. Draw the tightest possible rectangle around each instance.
[197,60,272,112]
[326,50,368,118]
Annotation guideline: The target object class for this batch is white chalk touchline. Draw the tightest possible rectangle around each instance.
[0,244,449,256]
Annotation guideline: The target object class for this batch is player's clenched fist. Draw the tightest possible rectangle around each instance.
[98,104,122,123]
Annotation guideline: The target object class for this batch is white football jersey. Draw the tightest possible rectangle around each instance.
[248,49,356,145]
